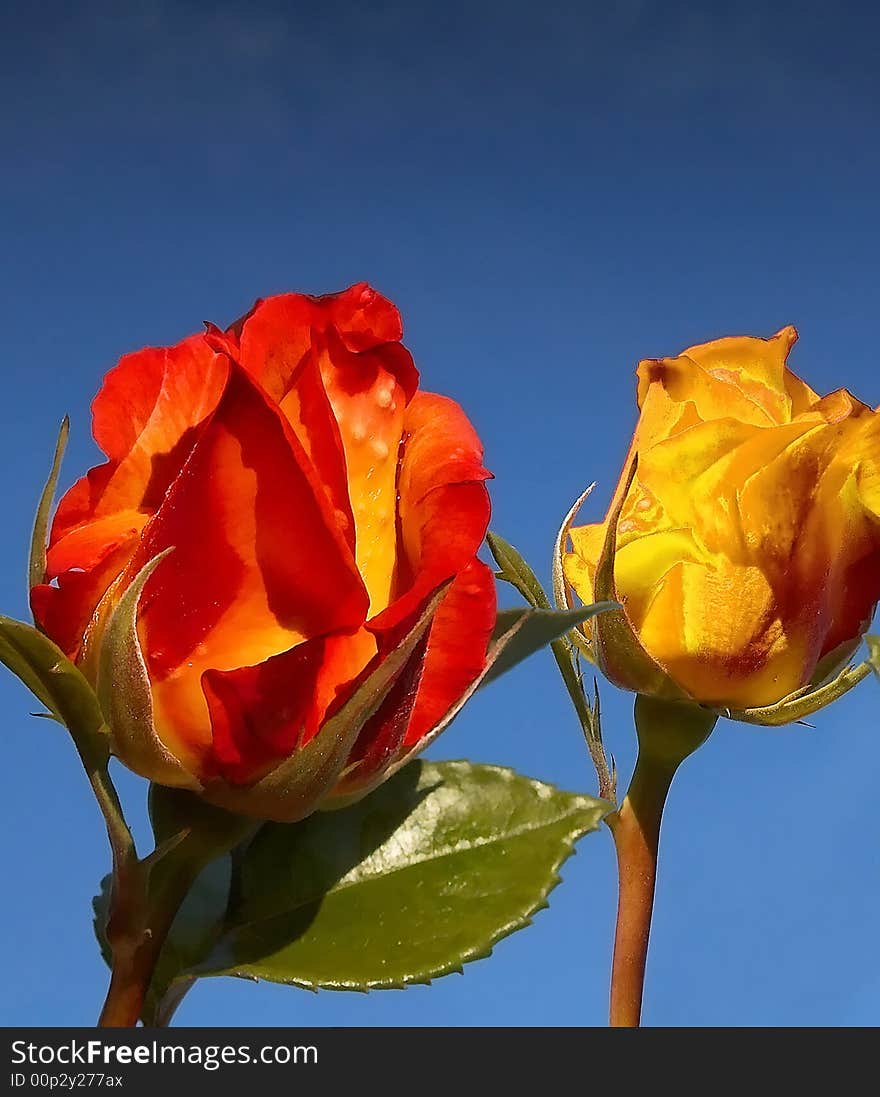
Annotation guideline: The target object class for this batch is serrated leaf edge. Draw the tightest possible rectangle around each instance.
[196,762,610,993]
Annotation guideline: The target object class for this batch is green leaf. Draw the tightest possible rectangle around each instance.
[0,614,103,735]
[28,416,69,596]
[480,604,616,688]
[486,531,551,609]
[189,759,609,991]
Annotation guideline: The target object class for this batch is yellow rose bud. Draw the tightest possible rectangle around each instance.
[563,327,880,709]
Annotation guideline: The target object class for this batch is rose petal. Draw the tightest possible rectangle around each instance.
[53,335,228,540]
[370,391,492,639]
[402,558,496,747]
[202,628,377,785]
[233,286,419,613]
[111,364,368,775]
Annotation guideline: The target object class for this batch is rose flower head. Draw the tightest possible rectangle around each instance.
[32,284,495,820]
[563,328,880,712]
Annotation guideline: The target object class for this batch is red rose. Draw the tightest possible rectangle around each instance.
[31,283,495,820]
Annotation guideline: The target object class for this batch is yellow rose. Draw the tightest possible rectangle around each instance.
[563,328,880,710]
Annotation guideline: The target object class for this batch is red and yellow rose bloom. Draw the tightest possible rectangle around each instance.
[563,328,880,710]
[31,283,495,820]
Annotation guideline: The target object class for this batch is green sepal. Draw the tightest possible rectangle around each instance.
[486,530,551,609]
[0,614,104,740]
[865,636,879,678]
[28,416,69,599]
[723,656,874,726]
[334,600,616,809]
[95,548,200,790]
[551,484,597,663]
[480,604,617,689]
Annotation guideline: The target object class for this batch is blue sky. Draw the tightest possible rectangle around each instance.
[1,1,878,1026]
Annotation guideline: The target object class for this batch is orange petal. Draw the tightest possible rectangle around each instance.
[30,535,141,661]
[328,560,496,798]
[402,558,496,747]
[53,335,228,540]
[37,335,229,659]
[121,364,368,774]
[314,326,413,614]
[232,286,419,614]
[202,627,377,785]
[371,391,491,639]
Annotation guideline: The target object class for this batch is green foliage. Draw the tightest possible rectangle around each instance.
[483,605,616,689]
[94,760,608,1006]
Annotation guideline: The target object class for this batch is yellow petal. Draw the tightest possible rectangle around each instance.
[680,326,802,424]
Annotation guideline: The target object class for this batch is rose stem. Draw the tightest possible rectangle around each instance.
[605,696,716,1027]
[97,854,206,1027]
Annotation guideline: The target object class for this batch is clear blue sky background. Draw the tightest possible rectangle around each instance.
[2,1,878,1027]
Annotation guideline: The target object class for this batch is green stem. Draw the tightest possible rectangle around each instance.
[549,637,614,800]
[606,696,716,1027]
[97,791,257,1027]
[97,846,207,1028]
[82,752,136,875]
[151,978,197,1027]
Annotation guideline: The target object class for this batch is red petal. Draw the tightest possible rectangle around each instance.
[403,558,496,747]
[229,283,416,398]
[37,335,229,658]
[328,281,410,362]
[202,628,376,785]
[121,364,368,776]
[234,287,420,614]
[339,395,495,786]
[231,295,354,553]
[53,335,228,541]
[330,562,496,795]
[30,535,140,660]
[370,390,492,637]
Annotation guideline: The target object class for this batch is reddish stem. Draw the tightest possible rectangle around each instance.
[606,755,674,1027]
